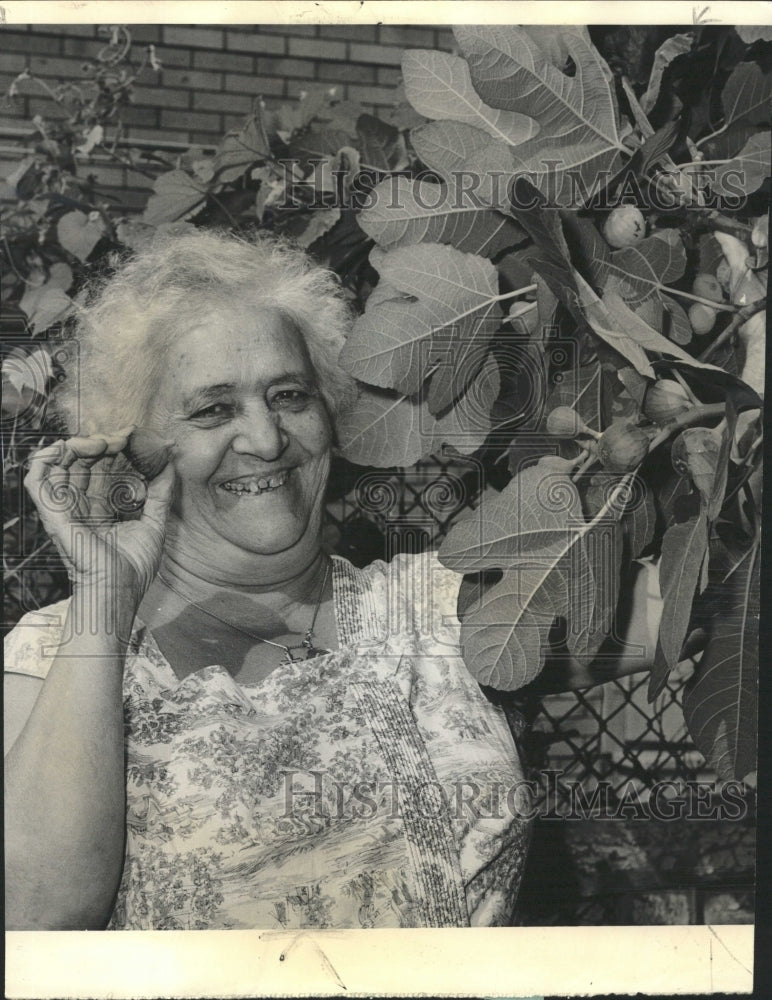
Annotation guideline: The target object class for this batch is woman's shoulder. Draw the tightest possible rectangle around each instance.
[334,549,463,646]
[4,599,73,680]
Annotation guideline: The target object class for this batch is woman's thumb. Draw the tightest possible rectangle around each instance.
[141,463,175,528]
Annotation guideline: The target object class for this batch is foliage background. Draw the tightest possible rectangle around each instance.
[1,22,767,790]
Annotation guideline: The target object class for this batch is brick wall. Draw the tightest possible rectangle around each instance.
[0,23,455,210]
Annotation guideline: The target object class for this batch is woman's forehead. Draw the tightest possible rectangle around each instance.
[166,306,312,380]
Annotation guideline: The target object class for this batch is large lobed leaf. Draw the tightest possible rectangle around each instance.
[593,290,726,376]
[604,230,687,306]
[212,112,270,184]
[711,132,771,197]
[439,463,585,571]
[682,543,759,782]
[356,113,409,172]
[336,354,499,467]
[454,26,627,206]
[410,120,515,210]
[718,62,772,134]
[340,243,501,410]
[142,170,207,226]
[438,462,617,688]
[358,176,525,255]
[402,49,537,146]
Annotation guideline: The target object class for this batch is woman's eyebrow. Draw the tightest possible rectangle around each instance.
[266,372,318,390]
[182,383,237,409]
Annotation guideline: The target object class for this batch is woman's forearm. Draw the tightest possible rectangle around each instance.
[4,585,137,929]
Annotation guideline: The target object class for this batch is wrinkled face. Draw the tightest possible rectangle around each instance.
[149,301,333,558]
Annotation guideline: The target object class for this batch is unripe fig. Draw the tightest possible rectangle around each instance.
[671,426,721,486]
[643,379,692,424]
[546,405,584,437]
[691,272,723,302]
[126,427,174,479]
[688,302,717,335]
[597,421,650,471]
[602,206,646,248]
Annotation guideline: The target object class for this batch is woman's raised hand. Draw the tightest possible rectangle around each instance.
[24,427,175,605]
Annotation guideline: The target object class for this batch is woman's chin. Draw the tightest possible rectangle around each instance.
[217,506,312,555]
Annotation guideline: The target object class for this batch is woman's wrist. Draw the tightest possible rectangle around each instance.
[70,577,142,645]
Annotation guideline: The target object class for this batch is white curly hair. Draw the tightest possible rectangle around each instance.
[54,228,357,435]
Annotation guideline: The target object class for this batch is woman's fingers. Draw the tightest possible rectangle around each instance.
[27,427,134,468]
[24,428,134,530]
[58,427,135,468]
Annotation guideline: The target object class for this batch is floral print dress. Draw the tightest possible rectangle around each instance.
[4,552,531,929]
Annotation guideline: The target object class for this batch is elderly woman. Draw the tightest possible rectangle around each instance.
[4,230,536,930]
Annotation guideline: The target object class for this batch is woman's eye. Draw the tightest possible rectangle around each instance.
[271,389,312,410]
[191,403,231,420]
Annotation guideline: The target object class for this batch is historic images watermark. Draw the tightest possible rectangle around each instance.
[275,159,756,212]
[282,769,752,824]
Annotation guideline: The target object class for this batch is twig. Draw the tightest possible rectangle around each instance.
[93,139,157,180]
[695,123,728,150]
[570,452,597,482]
[669,368,700,406]
[646,401,726,452]
[659,283,738,312]
[697,298,767,362]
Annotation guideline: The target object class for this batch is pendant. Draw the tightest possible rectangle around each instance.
[301,630,329,659]
[304,646,331,660]
[282,642,331,664]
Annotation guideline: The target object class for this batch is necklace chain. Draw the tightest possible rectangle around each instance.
[156,561,331,665]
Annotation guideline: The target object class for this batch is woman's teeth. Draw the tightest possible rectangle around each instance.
[220,471,290,495]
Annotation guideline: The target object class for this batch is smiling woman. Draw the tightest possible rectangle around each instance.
[3,229,531,930]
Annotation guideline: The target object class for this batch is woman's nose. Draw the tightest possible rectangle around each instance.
[229,408,289,460]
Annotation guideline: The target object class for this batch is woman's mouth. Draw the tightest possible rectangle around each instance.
[219,470,291,495]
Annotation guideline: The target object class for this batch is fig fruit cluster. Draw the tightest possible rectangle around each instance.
[545,404,652,472]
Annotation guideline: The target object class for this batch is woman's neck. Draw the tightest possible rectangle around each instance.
[141,529,332,641]
[159,546,328,602]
